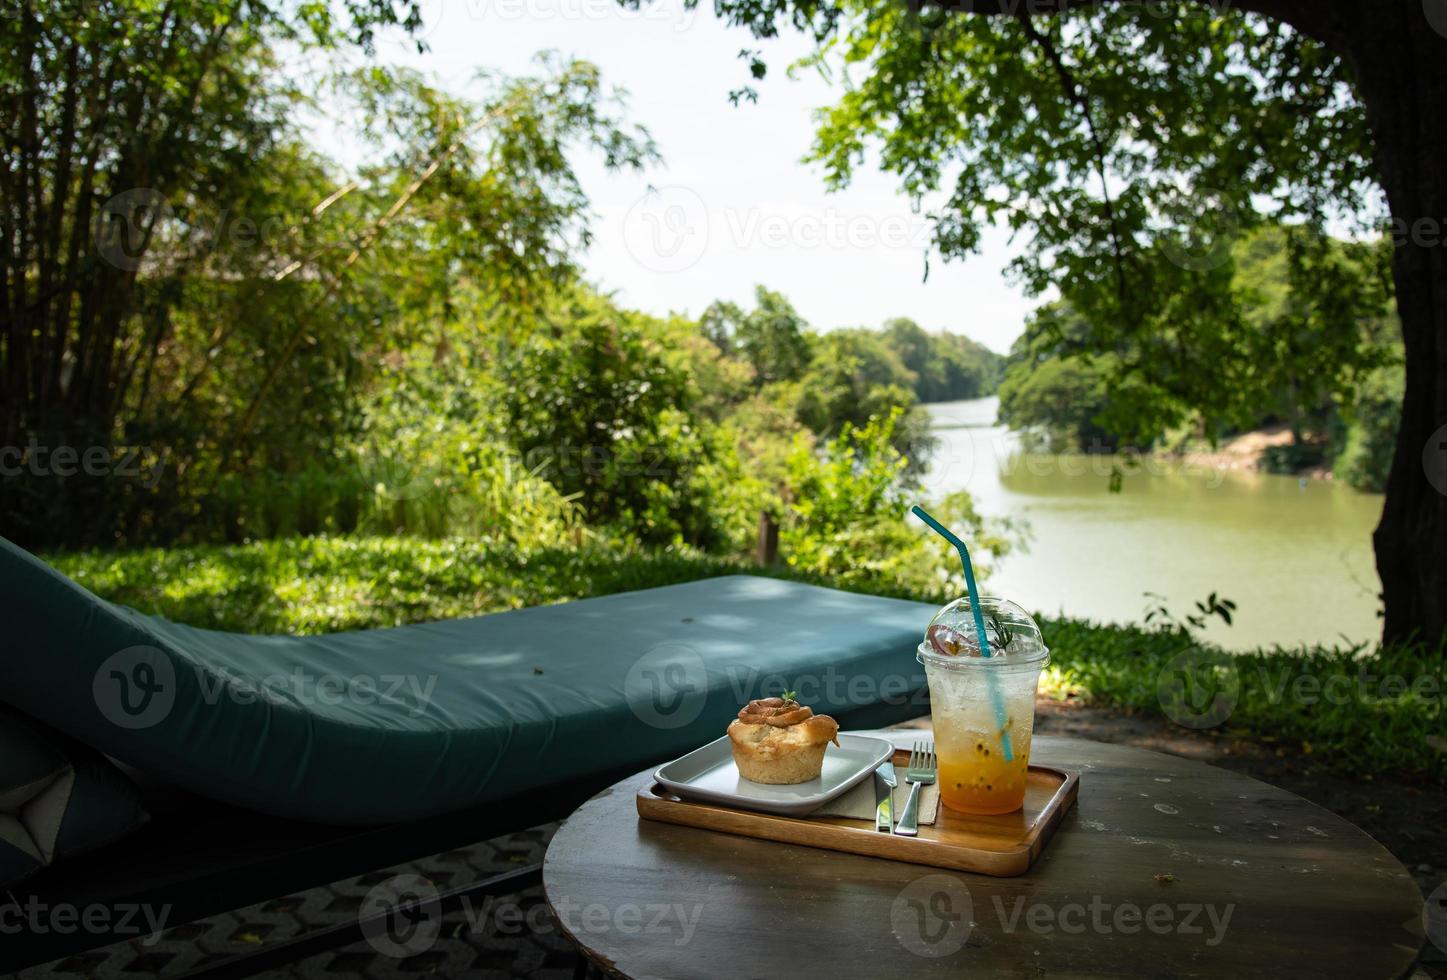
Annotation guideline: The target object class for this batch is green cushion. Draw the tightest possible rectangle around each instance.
[0,710,67,810]
[1,535,934,825]
[0,706,149,887]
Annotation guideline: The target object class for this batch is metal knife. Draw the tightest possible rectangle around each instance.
[874,761,897,833]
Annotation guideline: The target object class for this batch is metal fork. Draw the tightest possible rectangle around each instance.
[894,742,936,837]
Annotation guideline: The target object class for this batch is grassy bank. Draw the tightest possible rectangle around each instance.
[49,536,1444,785]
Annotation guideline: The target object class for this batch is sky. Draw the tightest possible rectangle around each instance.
[300,0,1040,353]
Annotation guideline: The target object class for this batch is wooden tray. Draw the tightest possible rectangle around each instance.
[636,747,1079,876]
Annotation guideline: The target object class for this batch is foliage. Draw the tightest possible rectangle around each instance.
[879,318,1004,403]
[1332,357,1404,492]
[793,329,934,468]
[996,303,1123,452]
[702,0,1447,645]
[1041,618,1444,787]
[49,536,741,634]
[996,229,1403,480]
[701,286,813,387]
[1231,227,1398,443]
[781,411,1009,593]
[1142,591,1238,632]
[697,286,1001,481]
[0,11,655,546]
[773,2,1378,438]
[500,290,721,546]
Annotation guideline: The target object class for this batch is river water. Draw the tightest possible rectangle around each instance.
[922,398,1385,651]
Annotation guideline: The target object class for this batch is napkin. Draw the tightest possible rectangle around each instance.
[812,764,940,826]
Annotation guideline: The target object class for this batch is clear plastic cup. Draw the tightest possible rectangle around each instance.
[918,596,1050,815]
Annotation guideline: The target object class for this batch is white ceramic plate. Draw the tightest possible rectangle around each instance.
[653,733,893,816]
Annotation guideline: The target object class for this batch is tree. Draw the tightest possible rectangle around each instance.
[0,0,655,545]
[693,0,1447,647]
[997,304,1125,451]
[783,409,1009,593]
[700,286,813,386]
[793,328,937,472]
[997,229,1397,454]
[880,317,1004,402]
[500,289,728,546]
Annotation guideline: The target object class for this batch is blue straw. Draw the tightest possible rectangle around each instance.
[911,505,1015,762]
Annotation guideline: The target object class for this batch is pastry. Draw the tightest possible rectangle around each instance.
[727,693,840,784]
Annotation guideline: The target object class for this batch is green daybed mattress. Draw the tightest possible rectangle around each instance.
[0,536,934,825]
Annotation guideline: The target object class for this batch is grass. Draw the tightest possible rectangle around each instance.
[48,535,1446,786]
[49,536,747,634]
[1039,619,1444,786]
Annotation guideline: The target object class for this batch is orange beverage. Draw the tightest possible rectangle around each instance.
[917,596,1049,816]
[937,726,1033,815]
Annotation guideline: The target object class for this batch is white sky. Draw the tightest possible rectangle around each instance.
[299,0,1039,353]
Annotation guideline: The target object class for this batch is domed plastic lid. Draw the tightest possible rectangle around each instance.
[918,596,1049,670]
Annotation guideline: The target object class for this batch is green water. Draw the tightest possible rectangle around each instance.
[923,398,1385,651]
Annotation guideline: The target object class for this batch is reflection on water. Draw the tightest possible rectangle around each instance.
[921,398,1384,651]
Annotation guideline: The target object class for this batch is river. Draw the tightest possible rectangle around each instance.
[923,398,1385,651]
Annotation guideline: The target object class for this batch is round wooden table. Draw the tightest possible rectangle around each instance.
[543,730,1426,978]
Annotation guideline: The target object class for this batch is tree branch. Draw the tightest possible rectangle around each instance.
[1013,9,1131,312]
[921,0,1340,48]
[228,97,523,450]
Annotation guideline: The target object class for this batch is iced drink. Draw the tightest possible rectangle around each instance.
[918,597,1049,815]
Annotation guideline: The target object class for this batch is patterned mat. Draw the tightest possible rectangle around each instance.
[19,824,583,980]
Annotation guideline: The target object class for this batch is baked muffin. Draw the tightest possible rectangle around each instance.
[727,694,840,784]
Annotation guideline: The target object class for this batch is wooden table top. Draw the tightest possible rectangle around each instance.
[543,729,1426,979]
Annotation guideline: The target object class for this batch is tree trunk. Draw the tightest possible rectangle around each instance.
[956,0,1447,647]
[1325,1,1447,647]
[1164,0,1447,648]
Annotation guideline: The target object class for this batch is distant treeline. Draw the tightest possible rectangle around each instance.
[875,318,1006,404]
[701,296,1004,407]
[996,226,1401,491]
